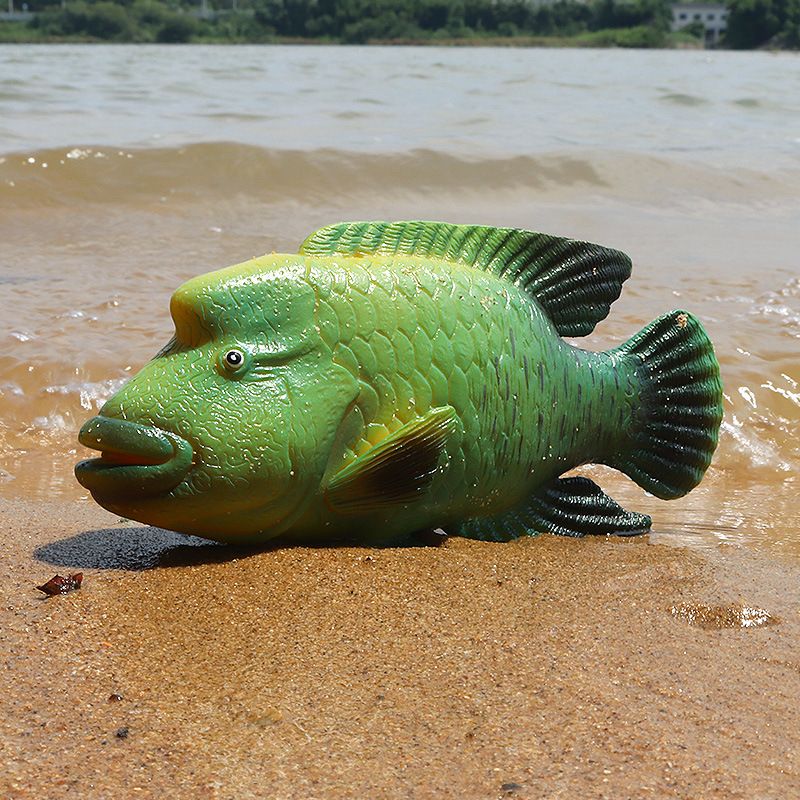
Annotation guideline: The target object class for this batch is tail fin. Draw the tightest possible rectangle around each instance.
[612,310,723,500]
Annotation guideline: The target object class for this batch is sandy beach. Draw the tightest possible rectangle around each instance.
[1,498,797,799]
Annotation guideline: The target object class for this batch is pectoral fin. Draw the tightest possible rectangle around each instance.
[459,476,651,541]
[325,406,456,514]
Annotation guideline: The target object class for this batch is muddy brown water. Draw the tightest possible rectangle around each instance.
[1,45,798,554]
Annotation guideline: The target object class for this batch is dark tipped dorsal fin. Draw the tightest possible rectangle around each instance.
[300,221,632,337]
[325,406,456,515]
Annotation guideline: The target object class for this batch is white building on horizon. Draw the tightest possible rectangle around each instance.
[671,3,729,46]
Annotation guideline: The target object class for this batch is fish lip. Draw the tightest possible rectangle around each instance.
[75,415,193,497]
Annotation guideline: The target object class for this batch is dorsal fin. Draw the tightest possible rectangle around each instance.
[299,220,632,337]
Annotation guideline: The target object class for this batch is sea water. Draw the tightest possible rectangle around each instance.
[1,44,798,555]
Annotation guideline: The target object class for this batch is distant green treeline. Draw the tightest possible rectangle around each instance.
[1,0,798,48]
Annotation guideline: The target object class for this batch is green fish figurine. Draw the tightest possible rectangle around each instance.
[75,221,723,545]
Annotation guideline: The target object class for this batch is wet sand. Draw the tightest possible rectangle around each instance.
[1,499,798,799]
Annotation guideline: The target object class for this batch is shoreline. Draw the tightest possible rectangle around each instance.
[0,31,708,48]
[2,497,798,798]
[4,35,796,51]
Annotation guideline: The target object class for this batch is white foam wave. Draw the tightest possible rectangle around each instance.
[43,377,128,412]
[720,419,794,472]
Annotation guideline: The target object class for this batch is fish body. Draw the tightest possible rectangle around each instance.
[75,222,723,544]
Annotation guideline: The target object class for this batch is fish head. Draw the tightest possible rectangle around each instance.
[75,256,359,543]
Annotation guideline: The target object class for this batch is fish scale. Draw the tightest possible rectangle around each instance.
[309,256,635,533]
[74,221,723,545]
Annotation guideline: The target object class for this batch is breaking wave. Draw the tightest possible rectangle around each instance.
[2,143,798,210]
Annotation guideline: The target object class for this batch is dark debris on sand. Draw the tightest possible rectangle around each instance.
[36,572,83,596]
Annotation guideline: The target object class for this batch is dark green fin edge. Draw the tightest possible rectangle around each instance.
[300,221,632,338]
[325,406,456,515]
[458,476,652,541]
[611,310,724,500]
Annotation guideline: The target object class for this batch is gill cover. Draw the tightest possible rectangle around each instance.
[173,259,362,531]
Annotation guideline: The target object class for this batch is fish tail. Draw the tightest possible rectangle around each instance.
[611,310,723,499]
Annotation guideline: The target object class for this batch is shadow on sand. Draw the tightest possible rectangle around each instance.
[33,525,449,571]
[33,525,268,571]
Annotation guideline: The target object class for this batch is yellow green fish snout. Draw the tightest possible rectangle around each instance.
[75,220,723,545]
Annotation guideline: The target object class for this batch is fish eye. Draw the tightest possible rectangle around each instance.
[224,349,244,367]
[218,347,249,377]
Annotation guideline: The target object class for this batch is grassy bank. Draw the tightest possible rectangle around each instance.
[0,22,704,48]
[0,0,699,47]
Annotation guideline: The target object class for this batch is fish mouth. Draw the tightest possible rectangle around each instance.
[75,415,193,497]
